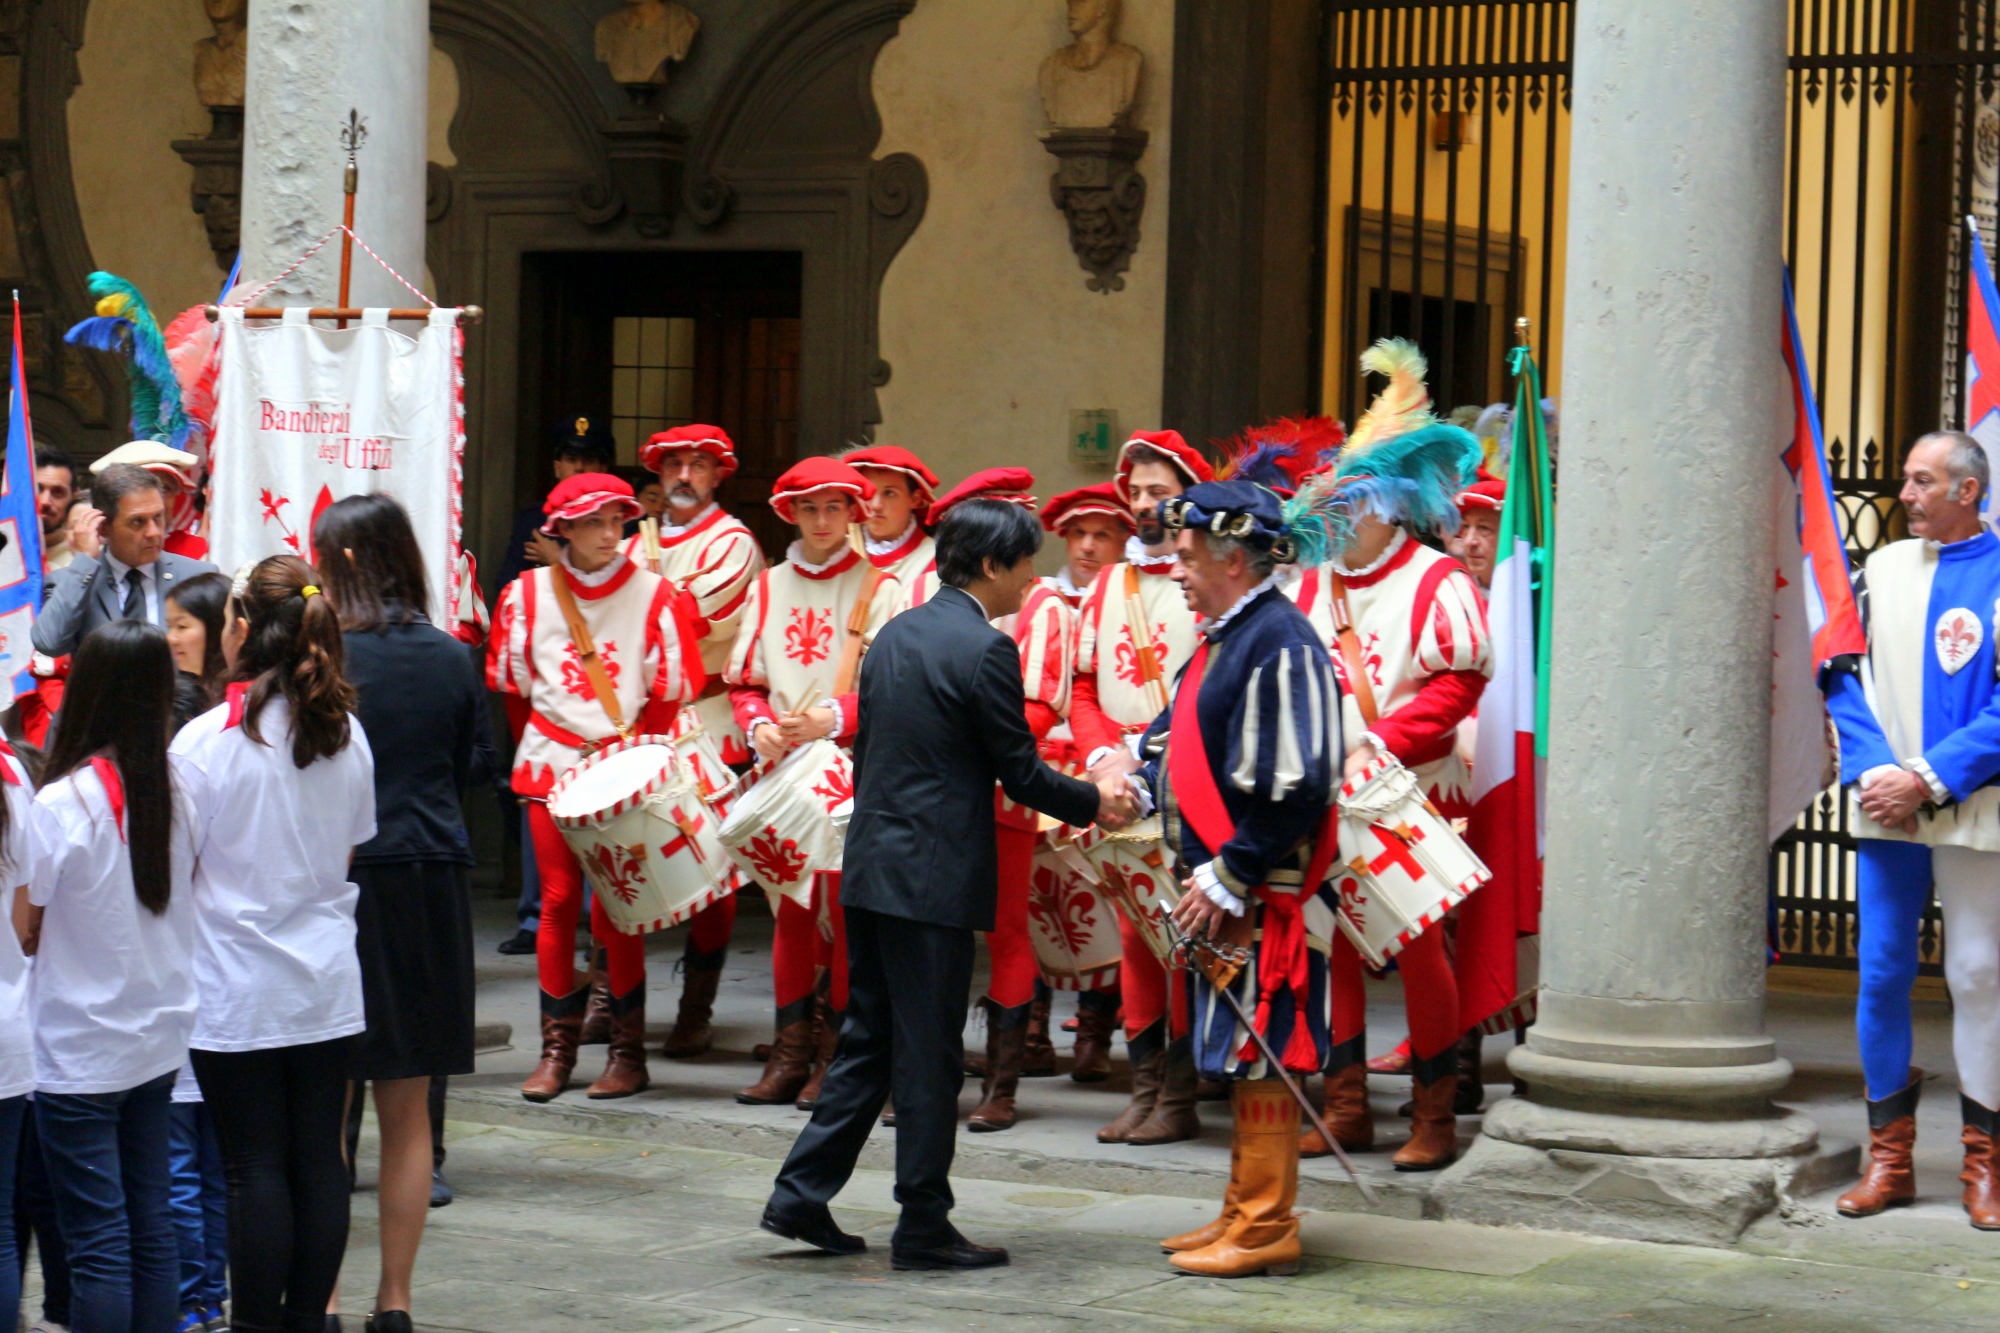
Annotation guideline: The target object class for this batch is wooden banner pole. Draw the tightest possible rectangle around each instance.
[336,109,367,328]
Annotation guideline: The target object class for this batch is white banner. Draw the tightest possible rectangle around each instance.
[209,306,465,621]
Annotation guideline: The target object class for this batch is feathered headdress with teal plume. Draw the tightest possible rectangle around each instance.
[64,272,191,449]
[1280,338,1481,565]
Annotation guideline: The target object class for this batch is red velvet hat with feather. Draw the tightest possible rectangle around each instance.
[1214,415,1346,496]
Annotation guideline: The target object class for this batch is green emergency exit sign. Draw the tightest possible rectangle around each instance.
[1070,409,1118,469]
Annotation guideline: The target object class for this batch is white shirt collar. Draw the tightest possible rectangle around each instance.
[1332,528,1408,579]
[1125,534,1178,572]
[786,541,853,575]
[1054,567,1090,599]
[1202,573,1281,637]
[865,520,921,557]
[559,550,622,588]
[662,501,717,538]
[102,551,156,584]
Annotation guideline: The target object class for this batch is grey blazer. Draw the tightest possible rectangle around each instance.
[31,551,219,657]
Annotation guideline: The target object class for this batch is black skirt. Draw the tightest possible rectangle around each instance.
[352,860,476,1080]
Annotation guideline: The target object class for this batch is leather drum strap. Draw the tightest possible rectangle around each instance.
[833,566,885,697]
[1122,563,1170,715]
[1322,567,1380,728]
[546,566,629,739]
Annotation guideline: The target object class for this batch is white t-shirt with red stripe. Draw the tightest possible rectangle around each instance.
[0,751,33,1099]
[171,692,377,1054]
[29,754,201,1093]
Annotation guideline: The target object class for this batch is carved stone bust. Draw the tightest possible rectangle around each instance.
[595,0,701,87]
[193,0,248,110]
[1039,0,1143,129]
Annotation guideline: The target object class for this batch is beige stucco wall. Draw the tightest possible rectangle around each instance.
[872,0,1172,508]
[69,0,223,323]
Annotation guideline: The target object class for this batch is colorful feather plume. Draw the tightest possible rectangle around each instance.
[1345,338,1434,456]
[1216,415,1346,494]
[163,304,222,470]
[64,272,190,449]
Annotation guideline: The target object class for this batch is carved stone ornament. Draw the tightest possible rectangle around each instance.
[1043,126,1147,293]
[171,0,249,273]
[599,83,692,237]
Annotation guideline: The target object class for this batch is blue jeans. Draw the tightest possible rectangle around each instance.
[16,1106,71,1326]
[0,1097,26,1330]
[36,1072,178,1333]
[167,1103,228,1312]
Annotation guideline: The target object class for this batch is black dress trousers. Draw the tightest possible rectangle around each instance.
[766,904,975,1248]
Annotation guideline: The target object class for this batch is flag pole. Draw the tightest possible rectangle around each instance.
[336,109,367,330]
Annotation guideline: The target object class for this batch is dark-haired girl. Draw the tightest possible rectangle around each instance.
[27,619,199,1333]
[173,555,375,1333]
[165,571,231,731]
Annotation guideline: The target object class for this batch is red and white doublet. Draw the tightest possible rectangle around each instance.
[1287,528,1492,1080]
[627,502,766,766]
[865,521,934,594]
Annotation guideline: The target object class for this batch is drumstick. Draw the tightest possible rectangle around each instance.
[781,683,824,722]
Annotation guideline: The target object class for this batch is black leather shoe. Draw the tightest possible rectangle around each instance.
[496,927,537,956]
[364,1314,412,1333]
[430,1166,453,1208]
[890,1232,1010,1271]
[760,1202,867,1255]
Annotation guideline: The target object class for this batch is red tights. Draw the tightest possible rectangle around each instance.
[1330,926,1459,1062]
[1117,913,1186,1039]
[771,873,849,1013]
[686,891,735,957]
[529,801,646,997]
[984,825,1038,1010]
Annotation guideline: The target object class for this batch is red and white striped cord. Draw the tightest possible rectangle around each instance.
[225,224,436,309]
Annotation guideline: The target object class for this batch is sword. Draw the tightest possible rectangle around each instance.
[1157,899,1380,1206]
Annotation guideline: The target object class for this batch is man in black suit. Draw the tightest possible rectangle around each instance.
[762,498,1139,1270]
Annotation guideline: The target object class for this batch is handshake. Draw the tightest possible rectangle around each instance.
[1089,746,1144,831]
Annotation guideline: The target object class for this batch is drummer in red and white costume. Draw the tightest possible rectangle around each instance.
[1072,430,1211,1146]
[1286,340,1491,1169]
[727,458,899,1109]
[842,445,939,587]
[629,424,768,1059]
[488,473,702,1103]
[1042,483,1132,610]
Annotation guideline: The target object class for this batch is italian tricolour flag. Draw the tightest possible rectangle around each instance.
[1458,342,1553,1036]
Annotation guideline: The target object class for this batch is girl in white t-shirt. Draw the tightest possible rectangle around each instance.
[26,618,199,1332]
[172,555,376,1333]
[0,734,38,1327]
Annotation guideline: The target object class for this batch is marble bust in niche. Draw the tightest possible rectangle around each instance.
[193,0,247,110]
[1039,0,1143,129]
[595,0,701,87]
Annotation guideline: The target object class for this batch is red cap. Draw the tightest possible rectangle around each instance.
[1457,465,1506,514]
[640,424,738,478]
[1116,429,1213,502]
[1040,482,1135,535]
[543,472,644,534]
[928,468,1038,526]
[770,457,875,523]
[841,445,941,507]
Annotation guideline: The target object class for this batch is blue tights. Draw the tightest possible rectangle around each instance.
[1856,839,1933,1102]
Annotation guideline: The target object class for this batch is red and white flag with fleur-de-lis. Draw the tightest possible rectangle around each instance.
[208,306,466,622]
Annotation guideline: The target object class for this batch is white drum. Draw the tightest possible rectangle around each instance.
[1329,755,1491,968]
[668,705,747,899]
[546,736,732,936]
[1028,826,1123,990]
[1075,817,1180,966]
[716,739,853,908]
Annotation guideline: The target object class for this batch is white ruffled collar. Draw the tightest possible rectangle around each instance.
[1125,534,1178,574]
[1332,528,1408,579]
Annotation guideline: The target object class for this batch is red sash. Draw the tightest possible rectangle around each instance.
[223,681,252,730]
[1166,639,1339,1072]
[90,756,127,843]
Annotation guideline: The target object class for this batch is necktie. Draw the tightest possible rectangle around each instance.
[121,567,145,621]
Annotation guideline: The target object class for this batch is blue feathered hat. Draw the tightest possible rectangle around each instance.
[1281,338,1481,567]
[1161,481,1297,563]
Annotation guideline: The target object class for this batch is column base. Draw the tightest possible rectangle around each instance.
[1430,1097,1855,1245]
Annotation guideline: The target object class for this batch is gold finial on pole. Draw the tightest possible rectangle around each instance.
[1515,315,1532,346]
[336,110,368,327]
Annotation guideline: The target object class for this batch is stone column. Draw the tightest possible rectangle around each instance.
[1431,0,1852,1244]
[239,1,429,307]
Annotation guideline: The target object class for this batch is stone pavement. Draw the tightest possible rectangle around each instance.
[340,1114,2000,1333]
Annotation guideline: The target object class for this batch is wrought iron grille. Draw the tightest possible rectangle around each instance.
[1320,1,1573,419]
[1771,0,2000,973]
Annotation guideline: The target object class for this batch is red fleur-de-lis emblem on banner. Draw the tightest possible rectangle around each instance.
[746,825,808,886]
[1113,623,1167,686]
[560,641,620,700]
[785,607,833,666]
[589,842,647,906]
[1935,607,1984,675]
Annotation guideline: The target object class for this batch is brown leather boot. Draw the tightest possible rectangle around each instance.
[1392,1050,1458,1171]
[663,945,725,1058]
[796,989,843,1111]
[1098,1020,1165,1143]
[1128,1034,1201,1145]
[737,1001,815,1105]
[970,1000,1029,1132]
[586,985,650,1099]
[578,948,612,1045]
[1962,1095,2000,1230]
[1454,1029,1485,1115]
[1163,1123,1243,1252]
[521,987,588,1102]
[1023,992,1057,1078]
[1072,990,1116,1083]
[1302,1045,1373,1156]
[1171,1080,1301,1277]
[1837,1074,1920,1217]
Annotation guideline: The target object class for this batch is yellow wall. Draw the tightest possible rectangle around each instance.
[872,0,1172,508]
[68,0,223,324]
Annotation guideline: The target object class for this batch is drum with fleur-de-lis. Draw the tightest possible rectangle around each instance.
[1027,824,1123,989]
[1073,817,1181,965]
[546,737,731,935]
[715,738,852,910]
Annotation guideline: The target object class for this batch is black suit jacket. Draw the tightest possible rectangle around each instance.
[841,584,1101,931]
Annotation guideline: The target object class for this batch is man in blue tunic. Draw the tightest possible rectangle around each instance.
[1104,481,1341,1277]
[1825,429,2000,1229]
